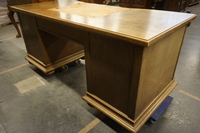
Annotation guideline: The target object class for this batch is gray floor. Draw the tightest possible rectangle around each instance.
[0,4,200,133]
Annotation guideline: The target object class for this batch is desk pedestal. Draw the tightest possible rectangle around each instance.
[18,13,84,74]
[83,26,186,132]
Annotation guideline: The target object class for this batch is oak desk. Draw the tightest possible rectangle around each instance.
[11,1,196,132]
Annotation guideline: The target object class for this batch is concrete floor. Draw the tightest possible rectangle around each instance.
[0,4,200,133]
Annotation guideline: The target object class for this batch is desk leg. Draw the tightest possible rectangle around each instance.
[7,9,22,38]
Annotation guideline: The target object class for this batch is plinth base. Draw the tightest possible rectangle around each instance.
[26,50,84,74]
[83,81,177,133]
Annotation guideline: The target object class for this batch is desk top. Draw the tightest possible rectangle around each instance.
[11,0,196,46]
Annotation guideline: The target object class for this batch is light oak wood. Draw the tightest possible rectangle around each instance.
[10,1,196,132]
[11,1,196,46]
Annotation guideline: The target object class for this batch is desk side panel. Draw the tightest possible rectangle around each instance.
[135,26,187,119]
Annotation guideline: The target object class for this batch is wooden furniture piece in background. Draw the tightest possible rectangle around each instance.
[79,0,118,4]
[80,0,104,4]
[81,0,199,11]
[164,0,189,12]
[11,1,196,132]
[189,0,199,6]
[7,0,53,38]
[152,0,199,11]
[119,0,190,12]
[119,0,152,8]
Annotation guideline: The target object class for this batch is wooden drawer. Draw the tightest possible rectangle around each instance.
[36,17,87,45]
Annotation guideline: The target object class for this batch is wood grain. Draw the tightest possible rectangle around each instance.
[10,1,196,46]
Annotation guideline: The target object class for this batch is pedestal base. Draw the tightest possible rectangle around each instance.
[26,50,84,74]
[83,81,177,133]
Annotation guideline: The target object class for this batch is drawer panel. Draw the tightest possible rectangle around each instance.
[36,17,87,45]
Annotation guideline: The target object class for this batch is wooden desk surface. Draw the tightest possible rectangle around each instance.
[10,0,196,46]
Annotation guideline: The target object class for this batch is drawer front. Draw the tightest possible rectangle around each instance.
[36,17,87,45]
